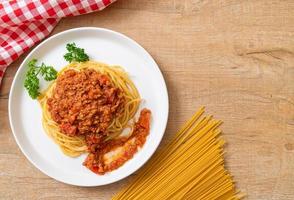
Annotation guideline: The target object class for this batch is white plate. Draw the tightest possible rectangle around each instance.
[9,27,169,186]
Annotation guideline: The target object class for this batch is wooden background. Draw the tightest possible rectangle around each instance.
[0,0,294,199]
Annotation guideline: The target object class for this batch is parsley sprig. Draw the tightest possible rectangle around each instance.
[64,43,89,63]
[24,43,89,99]
[24,59,57,99]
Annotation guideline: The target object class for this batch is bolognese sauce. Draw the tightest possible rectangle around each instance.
[47,68,151,175]
[47,69,125,137]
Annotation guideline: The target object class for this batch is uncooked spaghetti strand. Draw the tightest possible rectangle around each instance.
[171,155,225,199]
[183,165,227,199]
[129,137,221,200]
[147,143,223,200]
[162,155,223,200]
[186,171,232,199]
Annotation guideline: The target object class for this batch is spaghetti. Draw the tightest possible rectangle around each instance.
[112,107,244,200]
[38,61,141,158]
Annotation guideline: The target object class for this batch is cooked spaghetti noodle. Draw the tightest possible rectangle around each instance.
[112,107,244,200]
[38,61,140,157]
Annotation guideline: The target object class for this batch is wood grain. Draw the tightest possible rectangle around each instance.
[1,0,294,199]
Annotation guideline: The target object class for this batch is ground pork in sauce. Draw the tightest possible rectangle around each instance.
[47,68,151,175]
[47,69,125,137]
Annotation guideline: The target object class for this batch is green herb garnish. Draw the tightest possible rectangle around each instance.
[24,59,57,99]
[64,43,89,63]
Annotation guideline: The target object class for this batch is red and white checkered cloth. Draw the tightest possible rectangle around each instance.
[0,0,116,85]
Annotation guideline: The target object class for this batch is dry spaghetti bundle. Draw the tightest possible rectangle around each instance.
[112,107,243,200]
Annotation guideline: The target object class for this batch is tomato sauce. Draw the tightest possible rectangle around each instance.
[47,69,151,174]
[83,109,151,174]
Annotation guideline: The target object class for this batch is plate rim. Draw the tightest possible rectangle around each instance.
[8,27,169,186]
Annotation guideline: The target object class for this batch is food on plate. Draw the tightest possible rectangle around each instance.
[38,61,151,174]
[25,43,152,175]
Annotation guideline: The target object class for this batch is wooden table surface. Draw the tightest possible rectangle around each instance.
[1,0,294,199]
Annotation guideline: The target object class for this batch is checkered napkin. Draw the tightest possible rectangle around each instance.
[0,0,116,85]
